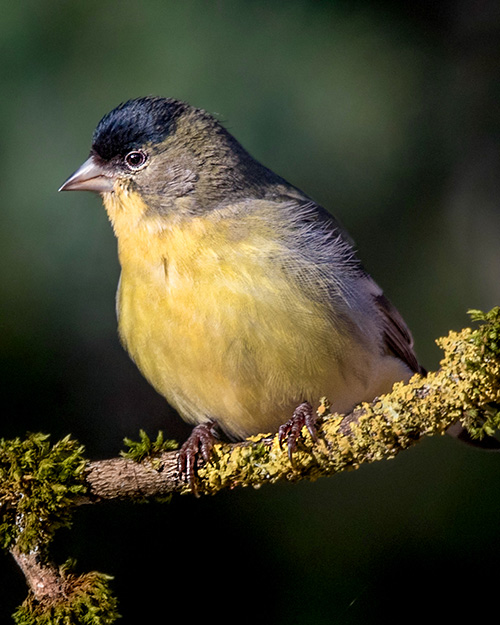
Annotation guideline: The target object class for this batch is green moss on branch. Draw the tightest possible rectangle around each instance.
[12,564,120,625]
[0,434,87,553]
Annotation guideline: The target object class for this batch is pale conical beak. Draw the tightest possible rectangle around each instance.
[58,156,115,193]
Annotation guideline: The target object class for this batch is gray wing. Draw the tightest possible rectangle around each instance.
[268,194,423,374]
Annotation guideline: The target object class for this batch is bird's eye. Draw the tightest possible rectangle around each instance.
[124,150,147,171]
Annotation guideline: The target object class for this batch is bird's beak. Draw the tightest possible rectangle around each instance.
[58,156,115,193]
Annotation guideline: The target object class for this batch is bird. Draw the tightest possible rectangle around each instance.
[59,96,424,485]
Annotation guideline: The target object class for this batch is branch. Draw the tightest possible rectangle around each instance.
[3,308,500,623]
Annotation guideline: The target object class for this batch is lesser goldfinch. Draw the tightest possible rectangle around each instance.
[60,96,424,483]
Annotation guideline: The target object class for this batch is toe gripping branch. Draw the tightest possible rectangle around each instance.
[278,401,320,463]
[177,420,219,493]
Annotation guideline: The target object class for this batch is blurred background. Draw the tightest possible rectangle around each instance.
[1,1,499,622]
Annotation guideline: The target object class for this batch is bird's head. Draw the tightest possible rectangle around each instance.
[59,96,283,228]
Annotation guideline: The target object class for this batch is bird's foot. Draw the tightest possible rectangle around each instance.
[177,420,219,494]
[278,401,319,464]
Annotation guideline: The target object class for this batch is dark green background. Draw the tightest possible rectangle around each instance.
[1,1,499,622]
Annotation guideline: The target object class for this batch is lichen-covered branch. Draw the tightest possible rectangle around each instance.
[2,308,499,624]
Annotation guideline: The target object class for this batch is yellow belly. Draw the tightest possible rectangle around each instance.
[117,264,345,438]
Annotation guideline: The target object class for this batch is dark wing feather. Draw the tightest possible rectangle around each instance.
[374,293,422,374]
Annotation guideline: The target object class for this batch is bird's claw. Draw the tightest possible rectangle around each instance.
[278,401,319,464]
[177,420,218,494]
